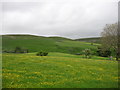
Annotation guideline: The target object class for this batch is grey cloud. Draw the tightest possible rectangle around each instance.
[1,0,118,39]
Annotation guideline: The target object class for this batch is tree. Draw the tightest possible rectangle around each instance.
[101,23,120,60]
[82,49,92,58]
[96,46,111,57]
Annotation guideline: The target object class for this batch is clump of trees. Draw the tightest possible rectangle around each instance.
[14,47,28,53]
[2,46,29,53]
[82,49,92,58]
[96,46,111,57]
[36,51,48,56]
[101,23,120,60]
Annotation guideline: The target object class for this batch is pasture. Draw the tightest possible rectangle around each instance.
[2,35,98,54]
[2,52,118,88]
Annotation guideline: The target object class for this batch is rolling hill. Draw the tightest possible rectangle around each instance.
[2,35,118,88]
[75,37,101,43]
[2,34,99,54]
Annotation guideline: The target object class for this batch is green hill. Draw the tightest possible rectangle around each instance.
[75,37,101,43]
[2,34,99,54]
[2,35,118,88]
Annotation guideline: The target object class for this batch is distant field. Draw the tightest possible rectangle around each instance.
[2,35,98,54]
[75,37,100,43]
[2,52,118,88]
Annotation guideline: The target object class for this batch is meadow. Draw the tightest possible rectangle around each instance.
[2,35,98,54]
[2,35,118,88]
[2,52,118,88]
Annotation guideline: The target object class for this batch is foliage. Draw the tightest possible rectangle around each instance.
[14,47,28,53]
[2,47,29,53]
[82,49,93,58]
[36,51,48,56]
[101,23,120,60]
[96,46,111,57]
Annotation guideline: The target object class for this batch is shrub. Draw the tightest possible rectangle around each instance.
[36,52,42,56]
[82,49,92,58]
[43,52,48,56]
[96,46,111,57]
[36,51,48,56]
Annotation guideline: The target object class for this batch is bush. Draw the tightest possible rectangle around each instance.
[82,49,92,58]
[36,51,48,56]
[43,52,48,56]
[96,47,111,57]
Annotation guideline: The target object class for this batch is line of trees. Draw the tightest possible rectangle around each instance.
[3,47,29,53]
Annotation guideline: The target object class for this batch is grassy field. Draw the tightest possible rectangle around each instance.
[2,35,98,54]
[2,35,118,88]
[2,52,118,88]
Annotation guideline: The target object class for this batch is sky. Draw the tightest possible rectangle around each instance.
[0,0,119,39]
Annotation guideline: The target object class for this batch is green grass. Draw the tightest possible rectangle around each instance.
[2,52,118,88]
[2,35,98,54]
[2,34,118,88]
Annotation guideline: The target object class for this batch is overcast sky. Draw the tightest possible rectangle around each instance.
[1,0,119,39]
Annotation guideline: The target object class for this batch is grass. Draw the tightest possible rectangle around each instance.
[2,35,98,54]
[2,52,118,88]
[75,37,100,43]
[2,34,118,88]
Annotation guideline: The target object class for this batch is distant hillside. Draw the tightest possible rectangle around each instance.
[75,37,101,43]
[48,36,73,41]
[2,34,99,54]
